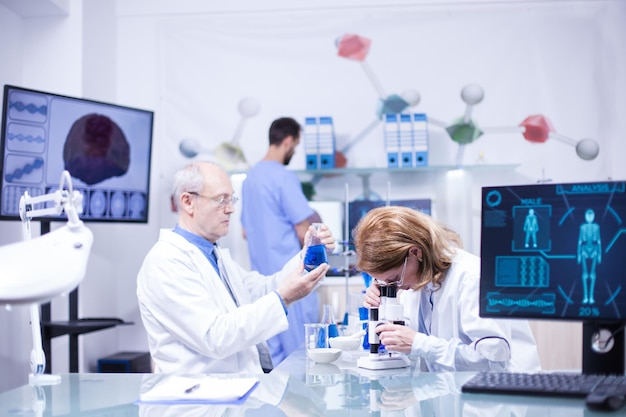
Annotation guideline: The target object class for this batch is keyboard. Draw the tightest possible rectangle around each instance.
[461,372,626,398]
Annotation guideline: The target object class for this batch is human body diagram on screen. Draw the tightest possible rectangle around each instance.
[485,183,626,321]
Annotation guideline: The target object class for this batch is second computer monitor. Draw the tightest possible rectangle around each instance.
[480,181,626,323]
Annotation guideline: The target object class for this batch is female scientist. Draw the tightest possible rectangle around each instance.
[356,206,541,372]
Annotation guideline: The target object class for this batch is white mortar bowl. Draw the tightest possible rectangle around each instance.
[307,348,342,363]
[329,336,361,351]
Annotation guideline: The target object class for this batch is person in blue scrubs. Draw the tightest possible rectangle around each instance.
[241,117,321,365]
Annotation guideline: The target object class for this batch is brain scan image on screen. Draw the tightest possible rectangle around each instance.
[129,192,146,219]
[110,191,127,218]
[89,190,107,217]
[63,113,130,185]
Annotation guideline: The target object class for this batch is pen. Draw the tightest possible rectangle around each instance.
[184,383,200,394]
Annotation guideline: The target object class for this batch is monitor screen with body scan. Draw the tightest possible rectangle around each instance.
[480,181,626,375]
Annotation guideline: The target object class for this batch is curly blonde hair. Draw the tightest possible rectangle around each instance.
[353,206,463,290]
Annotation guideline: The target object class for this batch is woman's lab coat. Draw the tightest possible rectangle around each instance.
[400,249,542,372]
[137,229,300,374]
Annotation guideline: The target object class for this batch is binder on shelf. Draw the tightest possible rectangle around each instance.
[384,113,429,169]
[318,117,335,169]
[138,375,260,405]
[384,114,400,168]
[413,113,429,166]
[399,113,413,168]
[304,117,319,170]
[304,116,336,170]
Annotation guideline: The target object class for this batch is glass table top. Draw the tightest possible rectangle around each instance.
[0,350,612,416]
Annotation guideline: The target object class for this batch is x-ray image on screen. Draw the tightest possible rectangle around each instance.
[480,181,626,322]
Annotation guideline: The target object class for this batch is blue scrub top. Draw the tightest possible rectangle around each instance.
[241,160,318,365]
[241,160,314,273]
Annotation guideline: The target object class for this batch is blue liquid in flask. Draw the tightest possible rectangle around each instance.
[327,323,339,338]
[316,329,328,348]
[304,244,328,272]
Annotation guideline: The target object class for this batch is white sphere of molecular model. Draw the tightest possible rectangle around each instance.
[461,84,485,105]
[576,138,600,161]
[238,97,261,118]
[401,89,421,108]
[179,138,202,158]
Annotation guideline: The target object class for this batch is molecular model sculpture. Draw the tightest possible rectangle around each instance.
[179,96,261,171]
[335,33,600,168]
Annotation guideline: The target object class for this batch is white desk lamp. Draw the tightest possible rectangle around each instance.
[0,170,93,386]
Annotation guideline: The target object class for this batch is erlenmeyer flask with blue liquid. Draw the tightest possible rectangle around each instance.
[304,223,328,272]
[321,304,339,339]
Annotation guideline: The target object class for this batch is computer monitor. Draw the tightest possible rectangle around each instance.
[348,198,432,241]
[480,180,626,375]
[0,85,154,223]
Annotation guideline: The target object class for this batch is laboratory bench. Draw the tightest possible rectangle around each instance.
[0,347,614,416]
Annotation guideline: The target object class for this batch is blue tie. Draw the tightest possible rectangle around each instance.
[213,246,237,305]
[214,246,273,372]
[209,245,220,275]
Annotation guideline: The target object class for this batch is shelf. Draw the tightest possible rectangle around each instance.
[319,275,364,287]
[42,318,132,338]
[40,284,132,373]
[291,164,521,197]
[292,164,520,176]
[229,164,520,177]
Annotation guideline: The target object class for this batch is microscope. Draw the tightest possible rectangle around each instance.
[357,285,411,370]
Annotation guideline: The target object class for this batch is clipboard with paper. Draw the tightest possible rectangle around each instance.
[137,375,260,405]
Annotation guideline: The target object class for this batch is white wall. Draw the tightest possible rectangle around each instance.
[0,0,625,392]
[0,2,27,394]
[0,0,86,391]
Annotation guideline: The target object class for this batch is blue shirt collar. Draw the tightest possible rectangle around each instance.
[173,224,217,262]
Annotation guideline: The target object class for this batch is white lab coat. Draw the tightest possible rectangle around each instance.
[136,229,300,374]
[400,249,541,372]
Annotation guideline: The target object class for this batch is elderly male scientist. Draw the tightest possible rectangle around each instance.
[137,161,334,374]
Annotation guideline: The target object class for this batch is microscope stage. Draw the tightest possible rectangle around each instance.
[357,355,411,370]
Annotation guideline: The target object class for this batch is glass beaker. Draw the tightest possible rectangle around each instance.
[304,323,329,350]
[348,291,368,336]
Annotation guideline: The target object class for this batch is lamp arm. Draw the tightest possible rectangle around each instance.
[58,170,82,227]
[20,189,83,222]
[28,300,61,385]
[19,170,84,227]
[29,303,46,375]
[17,170,87,386]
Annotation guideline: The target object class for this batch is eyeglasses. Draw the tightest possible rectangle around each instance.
[188,192,239,207]
[372,256,408,287]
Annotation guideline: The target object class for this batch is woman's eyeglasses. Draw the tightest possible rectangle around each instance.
[372,256,408,287]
